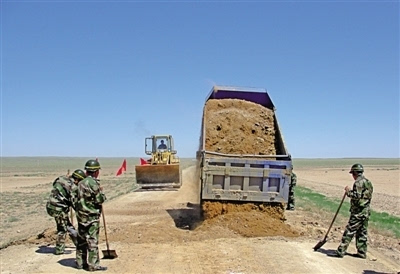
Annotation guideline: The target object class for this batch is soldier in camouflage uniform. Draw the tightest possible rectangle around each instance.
[287,172,297,210]
[75,159,107,272]
[329,163,373,259]
[46,169,86,255]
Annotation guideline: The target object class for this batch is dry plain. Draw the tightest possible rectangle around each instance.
[0,157,399,273]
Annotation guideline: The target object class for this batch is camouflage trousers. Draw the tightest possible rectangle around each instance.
[76,220,101,270]
[337,212,369,256]
[287,190,295,210]
[46,208,77,254]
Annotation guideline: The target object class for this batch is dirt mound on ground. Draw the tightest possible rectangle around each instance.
[204,99,276,155]
[202,201,285,219]
[199,201,297,238]
[11,228,75,247]
[200,212,298,237]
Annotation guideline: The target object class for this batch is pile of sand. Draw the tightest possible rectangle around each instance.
[202,201,284,219]
[10,228,61,246]
[203,99,276,155]
[199,201,296,237]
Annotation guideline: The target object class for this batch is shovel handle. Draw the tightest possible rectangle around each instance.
[101,206,111,251]
[70,208,74,226]
[324,191,347,239]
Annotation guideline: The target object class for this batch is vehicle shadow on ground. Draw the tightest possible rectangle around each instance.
[166,203,203,231]
[135,188,179,192]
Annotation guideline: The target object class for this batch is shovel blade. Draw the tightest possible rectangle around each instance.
[313,239,327,251]
[102,249,118,259]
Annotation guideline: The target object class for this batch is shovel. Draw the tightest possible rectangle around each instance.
[313,191,346,251]
[101,206,118,259]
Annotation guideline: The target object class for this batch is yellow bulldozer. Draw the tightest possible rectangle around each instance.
[135,135,182,189]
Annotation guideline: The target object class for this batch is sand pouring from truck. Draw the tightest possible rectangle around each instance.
[197,85,293,218]
[135,134,182,189]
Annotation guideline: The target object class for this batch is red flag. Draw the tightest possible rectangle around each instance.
[116,159,127,176]
[140,158,149,165]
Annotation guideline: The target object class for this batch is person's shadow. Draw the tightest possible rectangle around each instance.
[362,271,393,274]
[314,247,360,257]
[35,246,77,269]
[35,245,54,254]
[57,258,77,269]
[35,245,73,254]
[313,247,332,255]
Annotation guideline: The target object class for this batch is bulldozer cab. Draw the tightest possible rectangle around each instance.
[145,135,177,155]
[135,134,182,189]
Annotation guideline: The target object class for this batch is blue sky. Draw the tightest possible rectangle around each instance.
[1,1,399,159]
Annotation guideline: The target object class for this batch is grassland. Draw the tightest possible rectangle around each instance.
[292,158,399,168]
[295,186,400,238]
[0,157,197,248]
[1,157,398,249]
[2,156,397,171]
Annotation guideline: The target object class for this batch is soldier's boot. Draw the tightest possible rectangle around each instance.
[87,265,107,272]
[76,247,88,269]
[54,243,65,255]
[355,252,366,259]
[55,230,67,254]
[286,203,295,210]
[54,249,65,255]
[76,263,89,270]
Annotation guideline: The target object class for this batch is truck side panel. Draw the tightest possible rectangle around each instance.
[201,157,291,203]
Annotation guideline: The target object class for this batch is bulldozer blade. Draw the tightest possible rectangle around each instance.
[135,164,181,188]
[102,249,118,259]
[313,238,327,251]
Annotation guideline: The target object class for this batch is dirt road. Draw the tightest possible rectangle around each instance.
[1,165,399,273]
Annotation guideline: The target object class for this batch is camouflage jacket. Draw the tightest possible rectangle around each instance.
[75,176,107,223]
[346,175,373,215]
[46,175,74,212]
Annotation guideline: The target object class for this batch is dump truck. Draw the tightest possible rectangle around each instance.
[135,135,182,189]
[197,85,293,216]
